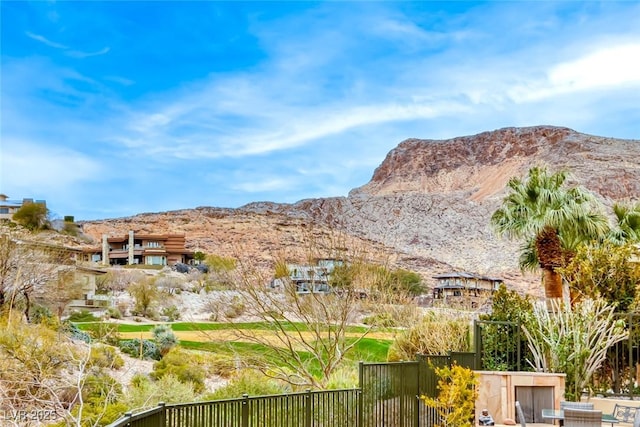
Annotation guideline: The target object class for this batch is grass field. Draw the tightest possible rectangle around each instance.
[76,321,395,363]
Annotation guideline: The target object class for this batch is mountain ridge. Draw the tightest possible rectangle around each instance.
[80,125,640,296]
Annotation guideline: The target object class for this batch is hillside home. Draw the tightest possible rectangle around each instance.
[272,258,344,293]
[0,194,46,221]
[82,231,194,266]
[57,266,111,315]
[431,272,503,308]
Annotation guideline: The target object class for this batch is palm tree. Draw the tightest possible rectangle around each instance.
[491,167,609,301]
[607,201,640,245]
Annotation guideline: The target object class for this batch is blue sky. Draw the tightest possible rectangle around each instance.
[1,1,639,221]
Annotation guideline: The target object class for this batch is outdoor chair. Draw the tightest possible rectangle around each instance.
[515,401,527,427]
[560,401,594,410]
[562,408,602,427]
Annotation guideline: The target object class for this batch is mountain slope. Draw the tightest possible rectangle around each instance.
[81,126,640,296]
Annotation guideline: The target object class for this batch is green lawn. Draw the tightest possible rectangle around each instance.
[76,321,393,365]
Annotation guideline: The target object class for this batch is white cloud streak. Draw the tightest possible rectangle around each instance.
[25,31,68,49]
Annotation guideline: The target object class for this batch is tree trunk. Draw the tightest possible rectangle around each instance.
[23,291,31,322]
[542,267,563,300]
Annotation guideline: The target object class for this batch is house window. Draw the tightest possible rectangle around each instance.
[146,255,166,265]
[147,241,161,248]
[0,208,8,214]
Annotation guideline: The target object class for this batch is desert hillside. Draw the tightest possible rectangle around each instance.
[80,126,640,297]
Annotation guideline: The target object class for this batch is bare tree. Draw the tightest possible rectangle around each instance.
[0,232,76,321]
[211,232,413,389]
[0,315,122,427]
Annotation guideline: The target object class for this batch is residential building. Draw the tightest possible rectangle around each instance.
[272,258,344,293]
[0,194,46,221]
[82,230,194,266]
[430,271,503,308]
[59,266,111,315]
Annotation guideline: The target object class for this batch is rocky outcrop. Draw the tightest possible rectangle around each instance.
[80,126,640,297]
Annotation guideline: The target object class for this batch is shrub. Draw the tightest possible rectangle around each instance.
[125,374,197,411]
[152,324,178,356]
[61,321,92,343]
[202,352,237,378]
[387,311,471,361]
[85,322,120,346]
[119,339,161,360]
[224,296,245,319]
[68,309,99,322]
[89,344,124,370]
[325,365,359,389]
[203,370,290,400]
[421,363,478,427]
[107,307,122,319]
[151,348,206,393]
[30,304,55,324]
[161,305,181,321]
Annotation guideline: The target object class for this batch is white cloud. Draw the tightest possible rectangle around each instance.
[549,43,640,89]
[67,47,111,58]
[507,42,640,103]
[1,139,103,192]
[25,31,68,49]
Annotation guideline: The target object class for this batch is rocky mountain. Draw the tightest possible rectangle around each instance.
[80,126,640,297]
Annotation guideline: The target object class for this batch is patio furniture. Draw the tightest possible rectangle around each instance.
[542,408,619,426]
[560,401,594,410]
[609,403,639,425]
[515,401,527,427]
[563,408,603,427]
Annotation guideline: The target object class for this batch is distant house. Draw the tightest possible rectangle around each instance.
[272,258,344,294]
[0,194,46,221]
[81,231,194,266]
[431,272,503,308]
[63,266,111,314]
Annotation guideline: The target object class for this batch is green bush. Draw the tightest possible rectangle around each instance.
[203,370,290,400]
[107,307,122,319]
[119,339,161,360]
[161,305,181,321]
[62,321,92,343]
[68,310,99,322]
[90,344,124,370]
[125,374,197,410]
[421,363,478,427]
[152,324,178,356]
[362,312,398,327]
[151,348,206,393]
[30,304,55,325]
[85,323,120,346]
[387,312,471,361]
[325,365,359,389]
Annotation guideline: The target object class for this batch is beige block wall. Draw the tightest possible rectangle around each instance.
[476,371,565,424]
[586,396,640,414]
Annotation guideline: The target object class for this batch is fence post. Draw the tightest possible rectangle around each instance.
[474,320,482,370]
[415,358,422,427]
[358,361,364,427]
[305,389,312,427]
[242,393,249,427]
[158,402,166,427]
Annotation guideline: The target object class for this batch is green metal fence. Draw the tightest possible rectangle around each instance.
[107,389,359,427]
